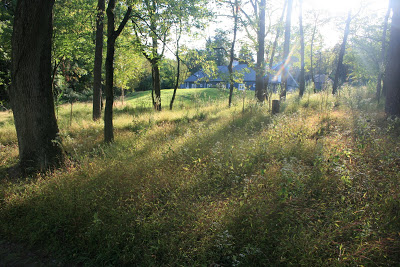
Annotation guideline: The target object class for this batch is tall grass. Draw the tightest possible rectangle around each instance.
[0,87,399,265]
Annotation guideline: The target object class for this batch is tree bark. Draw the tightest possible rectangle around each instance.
[93,0,105,121]
[310,16,319,93]
[228,0,239,107]
[298,0,305,97]
[152,62,162,111]
[376,3,390,101]
[268,0,286,71]
[255,0,266,102]
[332,11,351,95]
[280,0,293,100]
[385,0,400,116]
[104,0,131,143]
[170,23,182,110]
[10,0,64,172]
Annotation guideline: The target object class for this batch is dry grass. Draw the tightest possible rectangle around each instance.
[0,87,399,266]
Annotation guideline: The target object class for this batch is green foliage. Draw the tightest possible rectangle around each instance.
[114,37,151,92]
[0,0,14,105]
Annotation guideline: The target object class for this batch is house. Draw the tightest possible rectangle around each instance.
[182,62,255,90]
[182,60,298,91]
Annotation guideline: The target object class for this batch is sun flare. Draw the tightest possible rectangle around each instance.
[304,0,388,15]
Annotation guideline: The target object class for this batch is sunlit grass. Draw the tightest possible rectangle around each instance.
[0,87,399,265]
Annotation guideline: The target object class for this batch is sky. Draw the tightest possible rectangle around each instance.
[176,0,390,57]
[303,0,388,17]
[302,0,390,47]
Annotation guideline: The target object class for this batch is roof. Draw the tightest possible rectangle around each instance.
[185,70,206,82]
[185,64,256,83]
[184,62,298,87]
[233,64,256,82]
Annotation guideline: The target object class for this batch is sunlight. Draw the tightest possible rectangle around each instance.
[304,0,387,15]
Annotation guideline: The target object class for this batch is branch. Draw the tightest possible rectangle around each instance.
[114,7,132,38]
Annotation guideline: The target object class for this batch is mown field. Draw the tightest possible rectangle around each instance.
[0,87,399,266]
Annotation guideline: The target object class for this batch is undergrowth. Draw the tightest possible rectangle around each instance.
[0,87,399,265]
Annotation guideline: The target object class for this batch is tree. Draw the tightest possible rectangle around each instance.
[238,43,254,64]
[385,0,400,116]
[255,0,266,102]
[0,0,14,107]
[267,0,286,77]
[131,0,173,111]
[376,3,391,100]
[280,0,293,100]
[104,0,131,143]
[332,11,352,95]
[205,30,231,66]
[170,21,182,110]
[309,11,320,92]
[169,1,210,110]
[52,0,97,112]
[93,0,105,121]
[10,0,64,172]
[298,0,305,97]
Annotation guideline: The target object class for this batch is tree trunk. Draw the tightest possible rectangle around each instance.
[266,0,287,90]
[332,11,351,95]
[93,0,105,121]
[268,0,286,70]
[104,36,115,142]
[255,0,266,102]
[309,14,319,93]
[280,0,293,100]
[228,0,239,107]
[152,62,162,111]
[385,0,400,116]
[10,0,64,172]
[170,23,182,110]
[104,0,131,143]
[299,0,305,97]
[376,4,390,101]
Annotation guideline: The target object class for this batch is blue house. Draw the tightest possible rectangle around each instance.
[182,60,298,91]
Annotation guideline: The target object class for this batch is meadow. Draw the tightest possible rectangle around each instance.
[0,86,399,266]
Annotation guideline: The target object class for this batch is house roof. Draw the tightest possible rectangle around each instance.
[233,64,256,82]
[185,70,206,82]
[184,61,298,87]
[184,64,256,83]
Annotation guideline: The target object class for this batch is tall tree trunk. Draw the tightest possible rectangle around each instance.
[267,0,287,77]
[255,0,266,102]
[93,0,105,121]
[280,0,293,100]
[310,18,317,93]
[170,23,182,110]
[265,0,286,100]
[299,0,305,97]
[152,62,162,111]
[228,0,239,107]
[332,11,351,95]
[385,0,400,116]
[10,0,64,172]
[104,0,131,143]
[376,3,390,101]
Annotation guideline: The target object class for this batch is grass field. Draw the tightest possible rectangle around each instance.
[0,87,399,265]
